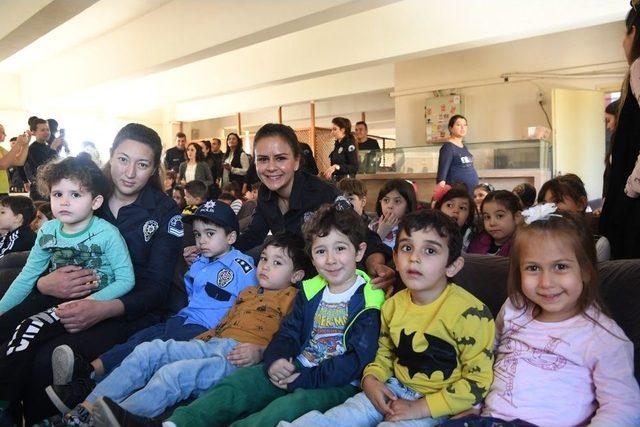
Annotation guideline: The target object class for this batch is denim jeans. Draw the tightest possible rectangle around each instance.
[282,377,448,427]
[87,337,238,418]
[98,316,207,375]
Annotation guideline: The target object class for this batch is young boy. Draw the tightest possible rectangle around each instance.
[182,180,208,215]
[337,178,368,218]
[45,200,256,415]
[288,209,495,426]
[0,157,134,405]
[67,232,308,425]
[135,201,385,427]
[0,196,37,259]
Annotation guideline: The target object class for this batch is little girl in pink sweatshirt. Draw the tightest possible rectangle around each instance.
[442,205,640,427]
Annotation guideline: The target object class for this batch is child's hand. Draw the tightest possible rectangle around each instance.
[268,357,296,383]
[377,213,398,238]
[384,398,430,422]
[227,343,265,367]
[183,246,200,266]
[269,372,300,390]
[362,375,396,416]
[450,406,481,419]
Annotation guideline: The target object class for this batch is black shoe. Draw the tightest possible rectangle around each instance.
[52,345,94,386]
[92,397,160,427]
[45,378,96,414]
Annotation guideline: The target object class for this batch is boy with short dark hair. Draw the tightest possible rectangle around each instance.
[337,178,368,218]
[78,232,309,423]
[288,209,495,426]
[0,196,36,258]
[182,180,208,215]
[151,201,385,427]
[45,200,257,418]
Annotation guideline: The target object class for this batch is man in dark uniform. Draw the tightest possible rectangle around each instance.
[164,132,187,173]
[210,138,224,184]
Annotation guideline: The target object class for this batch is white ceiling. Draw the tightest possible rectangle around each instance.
[0,0,630,122]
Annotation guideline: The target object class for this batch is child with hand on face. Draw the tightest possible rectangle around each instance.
[369,179,417,250]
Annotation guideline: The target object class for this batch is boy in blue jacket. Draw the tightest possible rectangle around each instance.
[156,199,385,427]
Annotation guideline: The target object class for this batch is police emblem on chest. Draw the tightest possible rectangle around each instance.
[338,147,343,154]
[142,220,159,242]
[217,268,234,288]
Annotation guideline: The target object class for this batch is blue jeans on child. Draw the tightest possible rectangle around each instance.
[86,337,239,418]
[98,316,207,375]
[282,378,447,427]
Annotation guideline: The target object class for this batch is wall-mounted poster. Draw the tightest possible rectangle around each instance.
[424,95,464,143]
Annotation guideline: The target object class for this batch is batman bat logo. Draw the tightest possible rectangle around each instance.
[461,305,493,321]
[394,329,457,379]
[453,336,476,346]
[446,379,487,404]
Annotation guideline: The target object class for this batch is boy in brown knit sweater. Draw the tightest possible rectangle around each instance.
[59,232,308,424]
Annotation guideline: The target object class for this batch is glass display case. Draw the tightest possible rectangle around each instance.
[358,139,552,175]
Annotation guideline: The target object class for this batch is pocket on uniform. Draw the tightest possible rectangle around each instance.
[205,282,232,301]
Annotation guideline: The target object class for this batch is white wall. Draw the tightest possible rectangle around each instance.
[394,21,626,146]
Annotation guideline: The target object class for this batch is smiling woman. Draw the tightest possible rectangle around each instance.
[235,123,340,253]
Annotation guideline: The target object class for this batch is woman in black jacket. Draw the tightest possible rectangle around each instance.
[323,117,358,181]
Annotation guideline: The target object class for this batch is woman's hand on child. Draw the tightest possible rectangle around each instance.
[362,375,397,416]
[227,343,265,367]
[56,299,109,333]
[369,263,396,296]
[36,266,99,299]
[384,397,430,422]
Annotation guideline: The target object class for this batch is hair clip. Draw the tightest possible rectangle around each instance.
[521,203,563,225]
[333,195,353,212]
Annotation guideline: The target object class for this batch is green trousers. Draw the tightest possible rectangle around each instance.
[169,363,358,427]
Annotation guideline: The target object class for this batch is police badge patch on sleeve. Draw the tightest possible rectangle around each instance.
[348,144,355,152]
[142,220,159,242]
[168,215,184,237]
[234,258,253,273]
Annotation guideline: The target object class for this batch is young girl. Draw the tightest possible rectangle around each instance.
[444,205,640,426]
[369,179,417,249]
[473,183,493,214]
[539,174,610,261]
[468,190,520,256]
[435,185,475,251]
[171,186,186,211]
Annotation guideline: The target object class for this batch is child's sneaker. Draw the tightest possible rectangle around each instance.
[45,378,96,414]
[93,397,160,427]
[62,404,93,427]
[52,345,94,386]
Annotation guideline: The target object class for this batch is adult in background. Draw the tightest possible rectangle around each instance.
[299,141,318,175]
[24,117,60,201]
[601,5,640,259]
[15,123,182,423]
[209,138,224,184]
[354,121,380,174]
[178,142,213,187]
[354,121,380,150]
[323,116,358,181]
[436,114,479,196]
[0,125,29,197]
[222,132,250,186]
[164,132,187,173]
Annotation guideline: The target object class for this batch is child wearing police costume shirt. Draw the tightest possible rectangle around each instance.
[45,200,257,417]
[288,210,495,426]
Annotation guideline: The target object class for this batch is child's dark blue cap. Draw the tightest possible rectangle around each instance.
[182,200,239,233]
